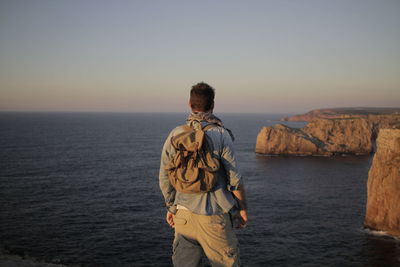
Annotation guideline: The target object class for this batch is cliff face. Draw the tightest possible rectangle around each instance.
[255,118,373,156]
[364,129,400,237]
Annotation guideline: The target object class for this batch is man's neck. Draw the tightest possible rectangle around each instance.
[192,110,212,114]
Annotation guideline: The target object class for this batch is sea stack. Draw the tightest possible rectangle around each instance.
[364,129,400,237]
[255,118,373,156]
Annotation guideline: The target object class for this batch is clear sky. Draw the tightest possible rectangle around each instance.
[1,0,399,114]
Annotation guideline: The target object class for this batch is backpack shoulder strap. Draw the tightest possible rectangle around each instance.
[202,123,219,132]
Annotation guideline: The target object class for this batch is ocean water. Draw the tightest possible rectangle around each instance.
[1,112,399,266]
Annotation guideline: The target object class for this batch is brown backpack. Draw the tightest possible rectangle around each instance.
[165,124,220,194]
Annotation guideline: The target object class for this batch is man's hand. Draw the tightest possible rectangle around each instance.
[232,184,248,229]
[166,211,175,228]
[234,209,248,229]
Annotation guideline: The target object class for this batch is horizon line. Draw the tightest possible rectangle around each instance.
[0,110,297,115]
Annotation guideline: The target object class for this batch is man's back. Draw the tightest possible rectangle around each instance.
[159,115,242,215]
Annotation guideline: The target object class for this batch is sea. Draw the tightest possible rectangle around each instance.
[1,112,399,267]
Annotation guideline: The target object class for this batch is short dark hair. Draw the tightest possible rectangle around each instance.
[190,82,215,112]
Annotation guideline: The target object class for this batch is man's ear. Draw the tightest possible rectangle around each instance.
[188,101,192,110]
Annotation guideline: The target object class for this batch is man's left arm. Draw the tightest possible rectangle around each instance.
[159,131,177,226]
[220,130,248,228]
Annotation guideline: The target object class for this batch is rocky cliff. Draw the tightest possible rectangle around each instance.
[255,118,373,156]
[364,129,400,237]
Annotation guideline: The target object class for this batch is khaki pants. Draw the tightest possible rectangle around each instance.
[172,209,240,267]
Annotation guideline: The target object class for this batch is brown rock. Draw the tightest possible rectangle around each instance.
[255,118,373,156]
[364,129,400,237]
[255,124,329,156]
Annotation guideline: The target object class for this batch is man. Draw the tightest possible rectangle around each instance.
[159,82,248,267]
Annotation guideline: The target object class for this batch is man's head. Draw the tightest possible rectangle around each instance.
[189,82,215,112]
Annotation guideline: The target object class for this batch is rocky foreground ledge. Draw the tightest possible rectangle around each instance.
[256,117,373,156]
[0,246,69,267]
[364,129,400,238]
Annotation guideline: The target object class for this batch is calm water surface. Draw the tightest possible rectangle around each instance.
[1,112,399,266]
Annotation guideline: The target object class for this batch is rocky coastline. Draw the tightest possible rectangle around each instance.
[256,117,373,156]
[257,107,400,237]
[256,107,400,156]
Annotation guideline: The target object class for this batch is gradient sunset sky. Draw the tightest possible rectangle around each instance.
[1,0,399,113]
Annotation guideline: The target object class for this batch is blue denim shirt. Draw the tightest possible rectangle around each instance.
[159,119,243,216]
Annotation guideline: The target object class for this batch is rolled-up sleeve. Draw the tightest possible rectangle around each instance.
[220,131,243,191]
[159,131,177,214]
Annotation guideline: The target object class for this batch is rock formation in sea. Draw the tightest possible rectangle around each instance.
[255,118,373,156]
[364,129,400,238]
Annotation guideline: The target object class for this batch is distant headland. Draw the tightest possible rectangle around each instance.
[281,107,400,122]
